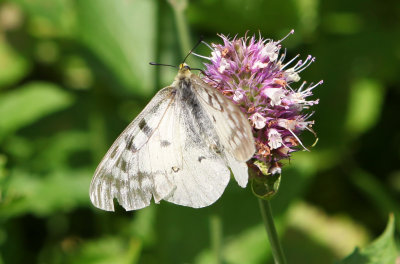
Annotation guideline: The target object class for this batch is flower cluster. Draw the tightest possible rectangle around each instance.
[198,31,321,175]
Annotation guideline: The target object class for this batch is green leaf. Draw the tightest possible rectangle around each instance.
[0,41,30,88]
[75,0,156,96]
[223,224,271,264]
[0,154,6,181]
[0,82,74,140]
[345,78,384,136]
[68,236,142,264]
[1,169,91,218]
[337,214,397,264]
[12,0,76,37]
[129,206,157,247]
[194,224,270,264]
[322,13,363,35]
[32,130,91,171]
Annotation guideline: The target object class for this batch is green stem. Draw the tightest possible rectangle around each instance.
[258,198,287,264]
[210,214,222,264]
[168,0,191,57]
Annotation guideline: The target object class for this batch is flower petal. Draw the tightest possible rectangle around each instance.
[250,112,266,129]
[268,128,283,149]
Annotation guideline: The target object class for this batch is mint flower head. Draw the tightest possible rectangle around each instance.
[197,31,322,198]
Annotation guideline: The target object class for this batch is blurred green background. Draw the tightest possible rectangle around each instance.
[0,0,399,263]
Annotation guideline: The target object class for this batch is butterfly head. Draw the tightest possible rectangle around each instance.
[179,63,191,73]
[177,63,192,79]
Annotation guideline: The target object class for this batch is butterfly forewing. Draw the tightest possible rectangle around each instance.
[90,87,177,211]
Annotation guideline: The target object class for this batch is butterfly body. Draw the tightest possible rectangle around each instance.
[90,64,255,211]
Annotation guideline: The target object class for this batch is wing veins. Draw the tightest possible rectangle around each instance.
[191,75,228,112]
[129,91,177,154]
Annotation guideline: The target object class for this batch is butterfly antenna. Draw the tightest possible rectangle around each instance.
[189,67,207,75]
[182,36,204,64]
[149,62,178,68]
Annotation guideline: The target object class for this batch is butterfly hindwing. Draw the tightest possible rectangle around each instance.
[190,74,255,187]
[191,74,255,161]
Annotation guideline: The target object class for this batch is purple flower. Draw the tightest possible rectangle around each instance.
[197,30,322,177]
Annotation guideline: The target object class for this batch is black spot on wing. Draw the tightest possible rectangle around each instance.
[211,144,223,154]
[138,119,146,129]
[110,146,118,159]
[119,159,128,173]
[160,140,171,147]
[136,171,150,202]
[198,156,205,162]
[138,119,152,135]
[125,138,138,152]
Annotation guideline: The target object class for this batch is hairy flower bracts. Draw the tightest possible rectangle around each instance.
[198,31,321,197]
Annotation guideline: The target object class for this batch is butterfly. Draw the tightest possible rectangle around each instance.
[90,63,255,211]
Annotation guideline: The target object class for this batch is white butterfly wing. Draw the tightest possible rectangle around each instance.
[161,102,232,208]
[90,87,177,211]
[90,83,237,210]
[191,75,255,187]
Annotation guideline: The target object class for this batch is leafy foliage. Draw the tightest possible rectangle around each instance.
[338,215,397,264]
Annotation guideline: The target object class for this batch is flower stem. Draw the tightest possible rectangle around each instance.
[167,0,191,57]
[210,214,222,264]
[258,198,287,264]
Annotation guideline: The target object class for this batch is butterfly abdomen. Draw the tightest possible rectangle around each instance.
[178,77,222,153]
